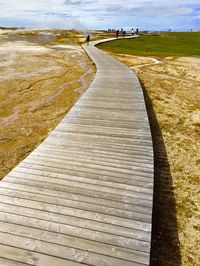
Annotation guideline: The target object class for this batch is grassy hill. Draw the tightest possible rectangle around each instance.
[98,32,200,57]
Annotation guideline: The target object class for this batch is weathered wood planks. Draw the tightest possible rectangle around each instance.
[0,38,154,265]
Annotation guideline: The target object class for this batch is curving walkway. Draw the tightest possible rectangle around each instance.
[0,38,154,265]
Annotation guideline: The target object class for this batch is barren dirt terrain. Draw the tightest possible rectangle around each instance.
[1,29,199,265]
[112,53,200,265]
[0,29,95,178]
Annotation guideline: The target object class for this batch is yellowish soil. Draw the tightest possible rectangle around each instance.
[111,53,200,266]
[0,31,95,179]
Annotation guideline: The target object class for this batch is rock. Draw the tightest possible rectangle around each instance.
[191,111,200,125]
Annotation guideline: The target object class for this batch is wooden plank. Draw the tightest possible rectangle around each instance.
[0,186,151,220]
[30,152,153,171]
[0,258,28,266]
[31,150,153,169]
[0,243,83,266]
[7,170,153,196]
[22,157,153,180]
[0,232,145,266]
[14,167,153,191]
[0,221,149,264]
[3,176,152,207]
[0,197,151,232]
[32,146,154,165]
[0,37,153,265]
[0,182,152,214]
[0,209,150,253]
[36,143,153,161]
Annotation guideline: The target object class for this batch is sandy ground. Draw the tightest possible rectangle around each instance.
[1,30,199,264]
[111,53,200,266]
[0,30,95,179]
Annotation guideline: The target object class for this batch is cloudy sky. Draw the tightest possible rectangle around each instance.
[0,0,199,31]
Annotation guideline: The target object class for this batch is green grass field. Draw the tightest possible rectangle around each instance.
[98,32,200,57]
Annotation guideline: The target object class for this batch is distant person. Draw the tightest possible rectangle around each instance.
[123,31,126,38]
[86,34,90,46]
[136,28,139,34]
[116,30,119,38]
[131,28,134,35]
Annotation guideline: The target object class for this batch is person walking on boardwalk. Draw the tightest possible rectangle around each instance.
[116,29,119,38]
[131,28,134,36]
[123,30,126,38]
[86,34,90,46]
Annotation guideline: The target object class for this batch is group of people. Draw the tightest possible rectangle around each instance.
[115,28,139,38]
[115,29,126,38]
[85,27,139,45]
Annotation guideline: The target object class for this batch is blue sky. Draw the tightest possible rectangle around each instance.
[0,0,199,31]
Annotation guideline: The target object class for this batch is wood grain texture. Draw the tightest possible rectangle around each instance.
[0,37,154,265]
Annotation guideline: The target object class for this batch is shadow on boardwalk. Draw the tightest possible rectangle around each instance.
[140,80,181,266]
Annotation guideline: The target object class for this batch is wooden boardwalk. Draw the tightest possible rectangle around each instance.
[0,38,154,265]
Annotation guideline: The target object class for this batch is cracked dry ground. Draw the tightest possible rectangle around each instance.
[112,54,200,266]
[0,41,94,179]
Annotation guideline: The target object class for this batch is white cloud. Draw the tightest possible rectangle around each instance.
[106,4,193,17]
[0,0,199,30]
[64,0,82,5]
